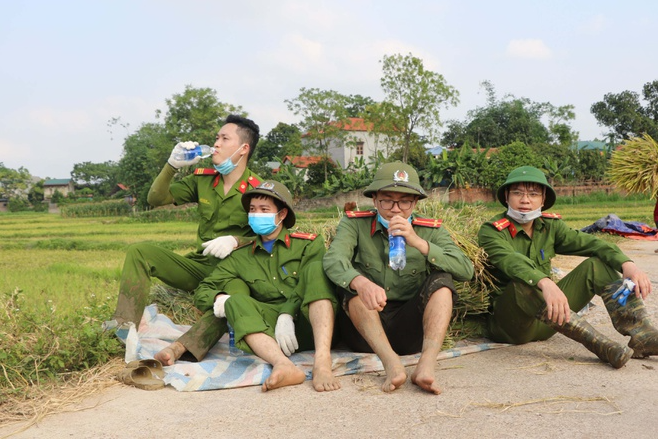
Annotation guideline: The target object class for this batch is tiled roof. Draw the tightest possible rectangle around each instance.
[281,156,328,168]
[43,179,72,186]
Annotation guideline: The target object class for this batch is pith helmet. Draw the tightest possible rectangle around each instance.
[242,180,296,228]
[497,166,556,209]
[363,162,427,199]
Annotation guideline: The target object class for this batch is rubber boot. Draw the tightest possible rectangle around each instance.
[536,307,633,369]
[600,280,658,358]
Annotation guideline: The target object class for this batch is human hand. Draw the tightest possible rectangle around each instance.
[168,141,201,169]
[388,215,427,254]
[537,277,570,325]
[275,314,298,356]
[621,261,652,299]
[351,275,387,311]
[202,236,238,259]
[213,294,229,318]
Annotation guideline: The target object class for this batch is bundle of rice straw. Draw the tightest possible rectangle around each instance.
[608,133,658,199]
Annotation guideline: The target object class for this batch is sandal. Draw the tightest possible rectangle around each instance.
[117,366,164,390]
[126,359,165,379]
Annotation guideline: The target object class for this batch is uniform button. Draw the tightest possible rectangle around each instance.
[412,269,416,274]
[528,280,533,284]
[293,271,297,275]
[342,282,346,285]
[273,277,276,280]
[431,258,436,262]
[366,263,370,267]
[386,287,390,291]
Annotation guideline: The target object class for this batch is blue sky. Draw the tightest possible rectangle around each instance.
[1,0,656,179]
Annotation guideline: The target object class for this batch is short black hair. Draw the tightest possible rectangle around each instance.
[225,114,259,160]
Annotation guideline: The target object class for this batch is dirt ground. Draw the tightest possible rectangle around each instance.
[2,240,658,439]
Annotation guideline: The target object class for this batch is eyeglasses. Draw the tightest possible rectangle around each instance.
[378,199,414,210]
[509,190,543,200]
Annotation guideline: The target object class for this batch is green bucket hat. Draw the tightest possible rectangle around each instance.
[497,166,556,209]
[242,180,296,228]
[363,162,427,199]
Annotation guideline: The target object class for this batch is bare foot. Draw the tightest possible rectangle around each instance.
[411,357,441,395]
[312,354,341,392]
[262,363,306,392]
[154,341,186,366]
[381,361,407,393]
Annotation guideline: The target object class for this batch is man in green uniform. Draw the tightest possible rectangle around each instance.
[478,165,657,368]
[103,115,261,332]
[155,181,340,392]
[323,162,474,394]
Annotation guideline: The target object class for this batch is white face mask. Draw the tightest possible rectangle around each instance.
[507,206,542,224]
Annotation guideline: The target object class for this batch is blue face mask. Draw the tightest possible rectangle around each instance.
[213,146,245,175]
[249,212,281,236]
[377,212,412,229]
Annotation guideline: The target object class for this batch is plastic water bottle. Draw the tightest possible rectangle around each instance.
[389,234,406,270]
[227,322,243,356]
[172,144,213,161]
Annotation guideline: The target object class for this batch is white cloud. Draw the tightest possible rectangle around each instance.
[506,39,552,60]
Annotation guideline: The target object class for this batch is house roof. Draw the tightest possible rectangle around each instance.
[117,183,130,191]
[282,156,327,168]
[331,117,374,131]
[573,140,608,150]
[44,179,72,186]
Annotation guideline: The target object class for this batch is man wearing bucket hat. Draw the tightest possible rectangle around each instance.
[155,181,340,392]
[323,162,474,394]
[478,165,657,368]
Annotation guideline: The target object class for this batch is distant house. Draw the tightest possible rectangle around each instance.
[572,140,609,152]
[302,118,393,169]
[43,179,74,199]
[278,155,328,181]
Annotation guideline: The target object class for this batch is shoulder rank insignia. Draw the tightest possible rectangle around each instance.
[412,218,443,228]
[346,210,377,218]
[193,168,219,175]
[493,218,511,231]
[541,212,562,219]
[290,232,318,240]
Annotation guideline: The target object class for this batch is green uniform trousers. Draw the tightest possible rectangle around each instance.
[486,257,620,344]
[112,243,216,325]
[180,260,338,360]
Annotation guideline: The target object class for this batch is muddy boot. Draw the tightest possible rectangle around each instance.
[536,307,633,369]
[600,280,658,358]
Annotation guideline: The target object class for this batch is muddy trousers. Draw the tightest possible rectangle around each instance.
[112,242,216,326]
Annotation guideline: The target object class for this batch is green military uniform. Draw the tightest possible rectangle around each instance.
[182,227,337,358]
[111,164,261,326]
[478,181,630,345]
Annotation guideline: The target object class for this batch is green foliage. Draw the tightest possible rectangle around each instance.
[0,288,123,393]
[133,205,200,223]
[261,122,303,160]
[0,162,32,200]
[318,156,375,195]
[272,164,307,199]
[8,196,30,212]
[380,53,459,163]
[50,189,65,204]
[482,141,540,190]
[60,200,133,218]
[71,160,119,197]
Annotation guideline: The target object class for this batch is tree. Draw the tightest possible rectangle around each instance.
[380,53,459,163]
[156,85,245,145]
[591,80,658,143]
[71,161,119,197]
[0,162,31,201]
[345,94,376,118]
[255,122,302,162]
[482,141,541,190]
[286,88,351,181]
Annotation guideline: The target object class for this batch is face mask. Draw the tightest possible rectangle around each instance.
[377,212,412,229]
[249,212,282,235]
[213,146,245,175]
[507,206,542,224]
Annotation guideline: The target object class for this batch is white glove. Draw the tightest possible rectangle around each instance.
[168,141,201,169]
[202,236,238,259]
[275,314,298,356]
[213,294,230,318]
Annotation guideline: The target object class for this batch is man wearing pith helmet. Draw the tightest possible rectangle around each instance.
[323,162,474,394]
[156,181,340,392]
[478,165,657,368]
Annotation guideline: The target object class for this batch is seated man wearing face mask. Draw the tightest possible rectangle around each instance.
[478,166,657,369]
[155,181,340,392]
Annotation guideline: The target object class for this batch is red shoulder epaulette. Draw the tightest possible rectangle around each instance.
[238,175,262,194]
[193,168,219,175]
[541,212,562,219]
[412,218,443,228]
[290,232,318,240]
[346,210,376,218]
[493,218,511,231]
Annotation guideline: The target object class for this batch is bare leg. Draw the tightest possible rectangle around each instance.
[245,332,306,392]
[411,288,452,395]
[309,299,340,392]
[154,341,187,366]
[348,297,406,392]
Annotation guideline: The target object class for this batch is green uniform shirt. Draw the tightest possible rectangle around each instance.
[323,211,474,302]
[193,228,330,317]
[478,212,631,296]
[168,167,261,255]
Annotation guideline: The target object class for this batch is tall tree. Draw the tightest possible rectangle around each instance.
[71,161,119,197]
[255,122,302,161]
[0,162,32,201]
[380,53,459,163]
[591,80,658,143]
[286,87,351,181]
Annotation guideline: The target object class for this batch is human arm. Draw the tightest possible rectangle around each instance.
[146,163,177,207]
[621,261,652,299]
[536,277,570,324]
[193,256,251,311]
